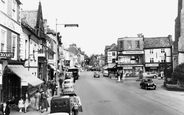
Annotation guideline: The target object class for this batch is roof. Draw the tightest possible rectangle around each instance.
[21,10,38,29]
[144,37,171,48]
[108,45,117,51]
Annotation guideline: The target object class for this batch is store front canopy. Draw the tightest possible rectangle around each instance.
[103,65,108,69]
[108,63,116,69]
[8,65,43,86]
[48,64,56,70]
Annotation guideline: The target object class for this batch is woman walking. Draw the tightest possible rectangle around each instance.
[34,90,41,111]
[40,91,49,113]
[24,91,30,113]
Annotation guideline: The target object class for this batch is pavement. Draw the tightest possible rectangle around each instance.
[10,88,62,115]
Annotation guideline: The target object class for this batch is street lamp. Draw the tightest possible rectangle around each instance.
[55,19,79,95]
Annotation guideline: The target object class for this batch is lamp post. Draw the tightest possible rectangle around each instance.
[55,19,79,95]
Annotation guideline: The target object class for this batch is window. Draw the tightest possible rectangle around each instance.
[12,0,17,21]
[150,58,154,63]
[120,41,123,48]
[112,59,116,63]
[161,49,165,53]
[0,29,6,52]
[150,49,153,53]
[11,33,17,59]
[112,52,116,56]
[135,40,140,48]
[127,40,132,49]
[0,0,7,13]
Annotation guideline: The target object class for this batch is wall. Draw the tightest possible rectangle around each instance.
[144,48,171,63]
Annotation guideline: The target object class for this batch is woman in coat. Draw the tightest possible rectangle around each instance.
[40,91,49,113]
[34,90,41,111]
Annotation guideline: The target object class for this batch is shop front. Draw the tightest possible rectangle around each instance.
[145,63,159,72]
[2,65,43,103]
[117,64,143,77]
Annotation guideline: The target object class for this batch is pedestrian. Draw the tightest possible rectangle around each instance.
[40,91,49,113]
[51,81,56,96]
[18,97,24,112]
[24,91,30,113]
[59,77,63,89]
[1,101,10,115]
[41,80,48,93]
[34,90,41,111]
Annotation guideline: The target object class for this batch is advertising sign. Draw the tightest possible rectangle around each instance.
[0,52,14,58]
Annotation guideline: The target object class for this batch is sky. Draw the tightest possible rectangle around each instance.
[20,0,178,56]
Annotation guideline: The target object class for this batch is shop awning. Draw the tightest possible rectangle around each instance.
[108,63,116,69]
[8,65,43,86]
[48,64,56,70]
[103,65,108,69]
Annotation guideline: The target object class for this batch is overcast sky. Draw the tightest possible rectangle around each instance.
[20,0,178,56]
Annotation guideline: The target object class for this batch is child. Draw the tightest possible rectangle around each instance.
[18,97,24,112]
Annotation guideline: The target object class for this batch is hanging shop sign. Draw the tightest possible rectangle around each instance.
[0,52,14,58]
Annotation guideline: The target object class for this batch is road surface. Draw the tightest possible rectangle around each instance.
[75,71,184,115]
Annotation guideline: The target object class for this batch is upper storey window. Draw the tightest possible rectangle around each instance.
[12,0,17,21]
[0,0,7,14]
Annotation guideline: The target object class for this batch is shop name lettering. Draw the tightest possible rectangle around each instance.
[0,12,20,33]
[0,52,14,58]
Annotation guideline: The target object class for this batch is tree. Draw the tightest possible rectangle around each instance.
[172,63,184,85]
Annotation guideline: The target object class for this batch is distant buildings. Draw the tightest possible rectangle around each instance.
[104,34,173,77]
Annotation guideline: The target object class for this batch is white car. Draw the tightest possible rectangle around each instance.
[143,72,158,79]
[62,79,75,94]
[103,70,108,77]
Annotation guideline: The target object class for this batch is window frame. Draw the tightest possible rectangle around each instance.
[0,28,7,52]
[12,0,17,21]
[11,33,17,60]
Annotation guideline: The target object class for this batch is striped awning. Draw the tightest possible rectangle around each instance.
[8,65,43,86]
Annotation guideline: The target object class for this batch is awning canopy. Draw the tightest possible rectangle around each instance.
[48,64,56,70]
[102,65,108,69]
[8,65,43,86]
[108,63,116,69]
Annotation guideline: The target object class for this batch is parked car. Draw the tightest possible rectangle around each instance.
[142,72,158,79]
[103,70,108,77]
[62,79,75,94]
[94,71,100,78]
[67,67,79,81]
[140,78,156,90]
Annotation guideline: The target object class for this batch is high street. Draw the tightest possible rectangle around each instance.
[75,71,184,115]
[10,71,184,115]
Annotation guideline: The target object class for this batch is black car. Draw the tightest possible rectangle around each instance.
[140,79,156,90]
[94,71,100,78]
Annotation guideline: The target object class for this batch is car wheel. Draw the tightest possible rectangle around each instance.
[153,75,157,79]
[153,85,156,90]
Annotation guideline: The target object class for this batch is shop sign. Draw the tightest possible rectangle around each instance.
[0,12,21,34]
[123,66,132,69]
[122,51,144,54]
[0,52,14,58]
[145,63,159,67]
